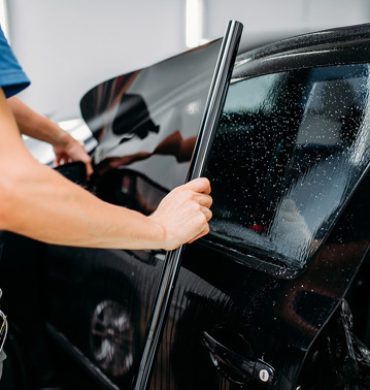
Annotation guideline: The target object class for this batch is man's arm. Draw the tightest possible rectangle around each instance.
[7,96,92,174]
[0,89,212,250]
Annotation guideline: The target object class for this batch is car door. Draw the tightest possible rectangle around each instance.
[44,39,225,390]
[143,55,370,389]
[45,26,370,390]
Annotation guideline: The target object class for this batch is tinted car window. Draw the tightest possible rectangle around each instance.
[205,64,370,270]
[81,40,222,191]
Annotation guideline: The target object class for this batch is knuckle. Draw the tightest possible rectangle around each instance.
[190,190,198,199]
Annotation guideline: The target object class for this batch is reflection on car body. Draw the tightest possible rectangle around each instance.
[3,24,370,390]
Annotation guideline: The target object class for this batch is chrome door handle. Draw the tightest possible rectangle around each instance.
[202,331,275,385]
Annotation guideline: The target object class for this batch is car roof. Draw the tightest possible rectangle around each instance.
[234,23,370,79]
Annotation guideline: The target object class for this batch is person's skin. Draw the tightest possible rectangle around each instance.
[7,96,93,175]
[0,88,212,250]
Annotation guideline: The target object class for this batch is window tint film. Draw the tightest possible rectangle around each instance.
[205,64,370,270]
[81,39,222,192]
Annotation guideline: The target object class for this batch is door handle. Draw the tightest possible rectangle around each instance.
[202,331,275,385]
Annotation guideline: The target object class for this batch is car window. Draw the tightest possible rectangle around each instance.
[225,73,281,114]
[205,64,370,271]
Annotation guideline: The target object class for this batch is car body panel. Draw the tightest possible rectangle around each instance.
[17,23,370,389]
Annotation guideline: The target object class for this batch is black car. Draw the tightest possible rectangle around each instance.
[2,23,370,390]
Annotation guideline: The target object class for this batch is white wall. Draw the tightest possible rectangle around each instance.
[203,0,370,51]
[6,0,370,121]
[7,0,186,120]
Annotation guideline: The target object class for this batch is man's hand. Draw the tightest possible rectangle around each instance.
[148,178,213,250]
[2,92,212,250]
[7,97,93,175]
[53,131,93,175]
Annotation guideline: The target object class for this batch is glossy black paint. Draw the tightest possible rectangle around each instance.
[2,23,370,390]
[81,38,222,191]
[49,23,370,389]
[235,23,370,78]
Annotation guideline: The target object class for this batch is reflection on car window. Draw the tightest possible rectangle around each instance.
[205,64,370,269]
[82,40,222,191]
[225,73,281,114]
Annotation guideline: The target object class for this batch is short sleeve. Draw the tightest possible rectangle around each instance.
[0,26,30,98]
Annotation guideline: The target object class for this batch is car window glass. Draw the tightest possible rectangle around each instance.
[225,73,281,113]
[204,64,370,271]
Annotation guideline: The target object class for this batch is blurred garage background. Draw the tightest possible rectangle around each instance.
[0,0,369,123]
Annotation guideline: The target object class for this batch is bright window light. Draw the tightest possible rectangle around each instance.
[0,0,9,39]
[186,0,204,48]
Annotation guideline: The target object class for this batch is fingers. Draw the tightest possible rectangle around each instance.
[54,156,71,166]
[54,154,66,166]
[201,206,212,222]
[153,176,213,249]
[188,208,212,245]
[194,193,213,208]
[173,179,212,207]
[54,143,93,177]
[80,152,92,165]
[184,177,211,194]
[80,154,94,177]
[188,224,210,244]
[85,162,94,177]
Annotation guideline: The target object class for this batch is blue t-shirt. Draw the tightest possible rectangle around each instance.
[0,26,29,98]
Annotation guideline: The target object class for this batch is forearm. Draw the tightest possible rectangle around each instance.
[7,97,67,145]
[0,89,211,250]
[0,158,165,249]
